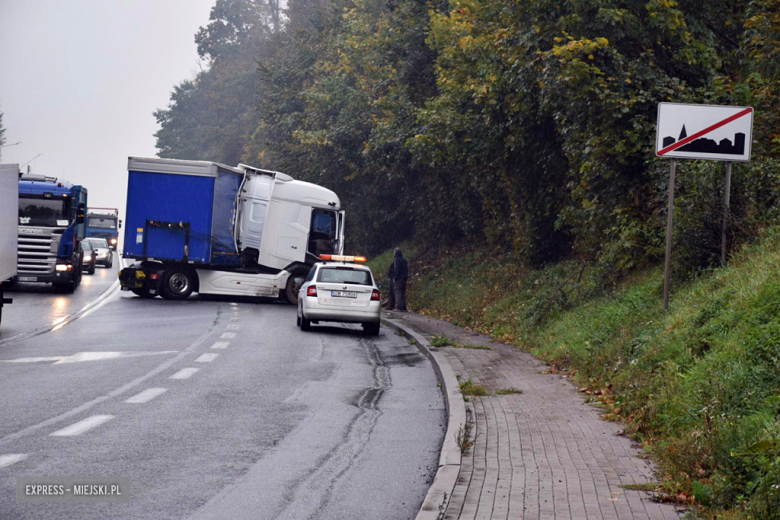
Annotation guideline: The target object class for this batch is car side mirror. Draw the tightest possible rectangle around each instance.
[377,284,383,289]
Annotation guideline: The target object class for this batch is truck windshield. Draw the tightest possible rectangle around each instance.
[88,216,117,229]
[18,198,70,227]
[308,209,337,257]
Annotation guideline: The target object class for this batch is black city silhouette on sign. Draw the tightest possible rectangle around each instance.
[663,125,746,155]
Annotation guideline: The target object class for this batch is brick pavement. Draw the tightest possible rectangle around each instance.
[387,311,683,520]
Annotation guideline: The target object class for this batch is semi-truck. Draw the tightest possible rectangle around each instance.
[0,164,19,325]
[118,157,344,304]
[86,207,121,250]
[16,172,88,293]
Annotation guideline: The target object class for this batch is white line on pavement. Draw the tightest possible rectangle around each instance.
[0,454,28,468]
[230,317,239,322]
[195,353,219,363]
[170,368,199,380]
[211,342,229,349]
[220,332,236,339]
[227,324,240,330]
[50,415,114,437]
[124,388,168,404]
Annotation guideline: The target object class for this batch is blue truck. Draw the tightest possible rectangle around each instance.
[119,157,345,303]
[86,207,121,250]
[16,173,88,293]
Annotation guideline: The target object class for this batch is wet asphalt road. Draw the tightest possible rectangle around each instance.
[0,256,445,520]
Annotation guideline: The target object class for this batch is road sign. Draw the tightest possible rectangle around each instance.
[656,103,753,162]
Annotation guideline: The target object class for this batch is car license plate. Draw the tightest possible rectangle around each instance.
[17,276,37,282]
[332,290,358,298]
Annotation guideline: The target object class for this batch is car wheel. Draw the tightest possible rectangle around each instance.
[88,263,96,275]
[160,267,195,300]
[300,313,311,331]
[362,322,380,336]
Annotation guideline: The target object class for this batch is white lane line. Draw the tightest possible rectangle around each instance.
[227,324,240,330]
[0,454,28,468]
[50,415,114,437]
[124,388,167,404]
[220,332,236,339]
[170,368,199,379]
[230,317,239,322]
[195,353,219,363]
[211,342,229,349]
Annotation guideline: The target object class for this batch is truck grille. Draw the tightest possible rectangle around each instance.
[18,233,56,275]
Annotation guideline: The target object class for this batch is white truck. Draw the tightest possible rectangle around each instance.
[119,157,345,304]
[0,164,19,325]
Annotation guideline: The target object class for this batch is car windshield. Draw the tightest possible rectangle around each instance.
[19,198,70,227]
[317,267,373,286]
[88,216,117,229]
[82,242,93,251]
[87,239,109,248]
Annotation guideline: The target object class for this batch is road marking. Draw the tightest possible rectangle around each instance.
[50,415,114,437]
[0,454,28,468]
[229,303,239,307]
[0,323,216,446]
[220,332,236,339]
[195,353,219,363]
[170,368,199,380]
[230,317,239,322]
[227,324,240,330]
[211,342,229,349]
[124,388,167,404]
[0,351,178,365]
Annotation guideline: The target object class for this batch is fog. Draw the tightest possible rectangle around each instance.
[0,0,215,223]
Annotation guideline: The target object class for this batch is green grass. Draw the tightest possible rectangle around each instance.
[496,387,523,395]
[459,378,489,397]
[395,226,780,517]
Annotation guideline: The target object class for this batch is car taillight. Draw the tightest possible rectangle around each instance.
[150,273,159,280]
[307,286,318,297]
[371,289,380,301]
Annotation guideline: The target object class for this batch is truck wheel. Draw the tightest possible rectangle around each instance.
[161,268,195,300]
[131,287,155,299]
[284,274,304,305]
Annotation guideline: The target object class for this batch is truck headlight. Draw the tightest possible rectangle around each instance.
[55,264,72,272]
[110,238,117,245]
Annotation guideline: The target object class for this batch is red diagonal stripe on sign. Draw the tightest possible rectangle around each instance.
[658,107,753,156]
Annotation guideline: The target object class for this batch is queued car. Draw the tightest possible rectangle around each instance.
[297,255,382,335]
[83,237,113,268]
[80,241,96,275]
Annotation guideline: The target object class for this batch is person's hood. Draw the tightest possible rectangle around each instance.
[394,249,403,257]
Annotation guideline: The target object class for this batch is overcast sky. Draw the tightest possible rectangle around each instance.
[0,0,216,218]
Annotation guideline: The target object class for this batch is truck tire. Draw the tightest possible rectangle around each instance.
[160,267,195,300]
[283,273,305,305]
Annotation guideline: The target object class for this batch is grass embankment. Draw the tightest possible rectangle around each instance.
[372,229,780,518]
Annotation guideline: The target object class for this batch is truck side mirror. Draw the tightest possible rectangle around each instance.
[76,203,86,224]
[118,220,123,229]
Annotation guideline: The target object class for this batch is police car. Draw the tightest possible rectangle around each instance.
[297,255,382,335]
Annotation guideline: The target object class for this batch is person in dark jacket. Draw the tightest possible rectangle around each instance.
[386,261,396,310]
[392,248,408,311]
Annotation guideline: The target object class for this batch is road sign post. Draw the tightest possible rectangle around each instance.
[722,161,732,267]
[656,103,753,312]
[664,160,676,313]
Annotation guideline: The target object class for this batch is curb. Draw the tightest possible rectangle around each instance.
[383,314,465,520]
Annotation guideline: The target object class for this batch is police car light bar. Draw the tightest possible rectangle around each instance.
[319,254,367,263]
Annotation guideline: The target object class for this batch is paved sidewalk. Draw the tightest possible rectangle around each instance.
[386,311,683,520]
